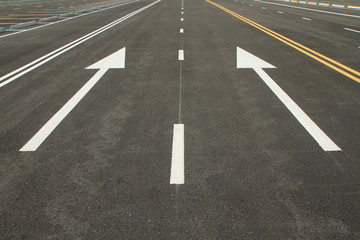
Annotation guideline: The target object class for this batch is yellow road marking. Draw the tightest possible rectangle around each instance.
[207,0,360,83]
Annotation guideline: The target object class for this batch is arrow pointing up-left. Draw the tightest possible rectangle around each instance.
[20,47,126,152]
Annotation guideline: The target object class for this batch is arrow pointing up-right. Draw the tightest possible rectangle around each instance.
[237,47,275,69]
[236,46,341,152]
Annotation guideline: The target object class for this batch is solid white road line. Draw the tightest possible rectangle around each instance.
[0,0,161,88]
[178,50,184,60]
[344,27,360,34]
[254,68,341,151]
[254,0,360,19]
[302,17,312,20]
[0,0,140,40]
[170,124,184,184]
[180,28,184,33]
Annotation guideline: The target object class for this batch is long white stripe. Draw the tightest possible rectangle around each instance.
[170,124,184,184]
[344,27,360,34]
[0,0,139,40]
[254,68,341,152]
[253,0,360,19]
[20,68,108,151]
[0,0,161,88]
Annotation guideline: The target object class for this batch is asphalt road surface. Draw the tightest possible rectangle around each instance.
[1,0,360,239]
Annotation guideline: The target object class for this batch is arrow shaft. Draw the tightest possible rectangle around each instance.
[20,68,108,151]
[254,68,341,152]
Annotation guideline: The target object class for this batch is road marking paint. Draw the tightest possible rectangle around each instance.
[20,68,108,151]
[181,11,184,14]
[277,10,284,13]
[181,17,184,21]
[170,124,184,184]
[253,0,360,19]
[332,4,344,8]
[318,3,329,6]
[20,48,126,151]
[0,0,161,88]
[178,50,184,60]
[261,7,266,9]
[255,68,341,151]
[302,17,312,20]
[344,27,360,34]
[206,0,360,83]
[237,48,340,151]
[180,28,184,33]
[0,0,141,40]
[250,4,254,6]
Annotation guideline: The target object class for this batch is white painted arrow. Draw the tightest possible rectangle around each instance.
[20,47,126,152]
[237,47,341,152]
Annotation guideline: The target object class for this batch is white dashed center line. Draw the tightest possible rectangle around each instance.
[302,17,312,21]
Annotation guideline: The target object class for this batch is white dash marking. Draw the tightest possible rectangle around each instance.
[277,11,284,13]
[178,50,184,60]
[181,17,184,21]
[180,28,184,33]
[170,124,184,184]
[261,7,266,9]
[344,27,360,34]
[302,17,312,21]
[181,11,184,14]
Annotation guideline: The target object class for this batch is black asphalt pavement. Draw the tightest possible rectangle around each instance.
[0,0,360,238]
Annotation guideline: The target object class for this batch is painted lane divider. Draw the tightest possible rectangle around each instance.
[344,27,360,34]
[253,0,360,19]
[178,50,184,60]
[277,10,284,13]
[237,47,341,152]
[20,48,126,151]
[170,124,184,184]
[206,0,360,83]
[181,17,184,21]
[180,28,184,33]
[0,0,161,89]
[302,17,312,21]
[0,0,140,40]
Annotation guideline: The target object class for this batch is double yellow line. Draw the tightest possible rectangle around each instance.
[207,0,360,83]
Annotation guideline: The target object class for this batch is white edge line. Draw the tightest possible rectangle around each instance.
[254,68,341,152]
[0,0,140,39]
[170,124,184,184]
[0,0,161,88]
[253,0,360,18]
[344,27,360,34]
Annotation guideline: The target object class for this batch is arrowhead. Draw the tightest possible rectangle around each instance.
[237,47,276,69]
[86,47,126,70]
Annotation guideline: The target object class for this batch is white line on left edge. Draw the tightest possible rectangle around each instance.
[170,124,184,184]
[0,0,161,88]
[178,50,184,60]
[344,27,360,34]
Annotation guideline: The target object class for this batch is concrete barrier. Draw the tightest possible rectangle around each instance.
[39,16,58,22]
[76,9,88,13]
[60,12,75,17]
[10,20,37,29]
